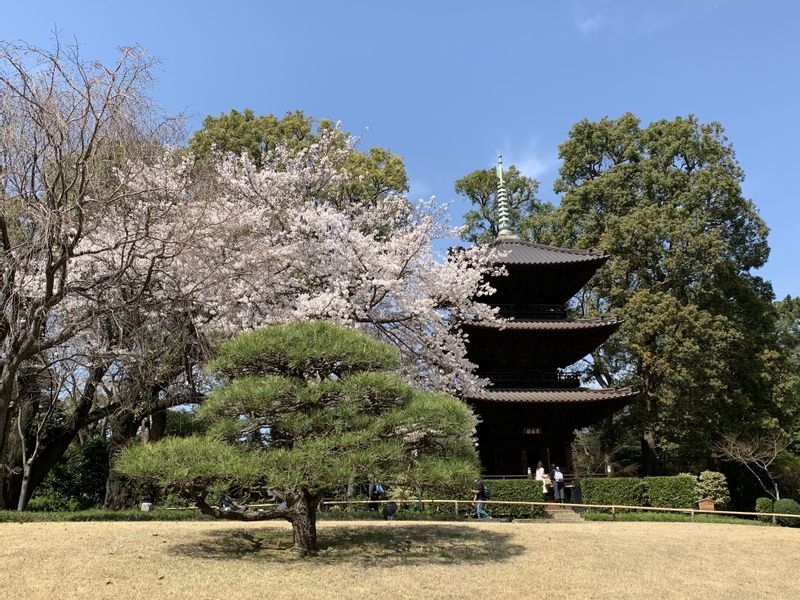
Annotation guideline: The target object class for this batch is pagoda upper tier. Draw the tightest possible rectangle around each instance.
[483,239,610,314]
[463,237,633,411]
[463,316,622,371]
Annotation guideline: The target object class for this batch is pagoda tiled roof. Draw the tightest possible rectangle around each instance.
[491,239,608,266]
[464,316,621,332]
[466,387,638,404]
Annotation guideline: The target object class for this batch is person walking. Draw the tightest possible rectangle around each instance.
[472,480,492,519]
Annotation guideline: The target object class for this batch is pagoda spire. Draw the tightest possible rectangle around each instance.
[495,154,516,239]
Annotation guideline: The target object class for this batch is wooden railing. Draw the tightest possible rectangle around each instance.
[316,499,800,522]
[480,369,580,388]
[485,473,580,487]
[489,303,566,319]
[164,498,800,522]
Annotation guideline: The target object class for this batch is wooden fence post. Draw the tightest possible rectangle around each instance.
[611,506,616,521]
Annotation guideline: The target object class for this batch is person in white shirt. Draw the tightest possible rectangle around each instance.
[534,461,547,494]
[553,466,565,503]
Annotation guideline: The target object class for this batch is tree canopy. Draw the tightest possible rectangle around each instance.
[0,41,497,513]
[188,108,409,207]
[548,113,794,475]
[455,164,552,244]
[117,321,479,555]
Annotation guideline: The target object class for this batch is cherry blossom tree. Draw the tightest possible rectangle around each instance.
[1,39,498,510]
[0,39,208,509]
[172,130,502,393]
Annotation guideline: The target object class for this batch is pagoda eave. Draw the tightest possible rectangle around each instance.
[466,387,638,405]
[467,387,638,428]
[490,239,609,267]
[463,317,622,333]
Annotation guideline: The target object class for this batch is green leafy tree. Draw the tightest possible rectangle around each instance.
[188,109,408,206]
[551,113,785,474]
[188,109,316,165]
[773,296,800,430]
[116,322,478,555]
[456,165,552,244]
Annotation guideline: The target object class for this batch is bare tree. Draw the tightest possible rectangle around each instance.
[714,431,792,500]
[0,37,202,509]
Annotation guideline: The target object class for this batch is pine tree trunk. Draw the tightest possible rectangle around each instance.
[290,491,319,556]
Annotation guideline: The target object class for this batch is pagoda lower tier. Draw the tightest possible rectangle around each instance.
[465,387,638,475]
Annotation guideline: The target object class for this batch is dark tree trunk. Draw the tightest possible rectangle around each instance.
[149,410,167,442]
[190,487,322,556]
[290,490,320,556]
[104,411,141,510]
[140,410,167,444]
[16,435,71,510]
[641,431,660,475]
[0,468,21,509]
[0,418,22,509]
[639,388,661,476]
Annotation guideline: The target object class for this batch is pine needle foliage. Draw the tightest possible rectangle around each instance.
[117,321,478,554]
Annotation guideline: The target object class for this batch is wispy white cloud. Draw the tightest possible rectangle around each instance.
[496,140,557,181]
[408,178,433,201]
[571,0,728,36]
[575,14,607,35]
[516,150,556,180]
[572,1,618,35]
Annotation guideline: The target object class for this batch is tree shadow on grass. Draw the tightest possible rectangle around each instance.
[169,523,525,566]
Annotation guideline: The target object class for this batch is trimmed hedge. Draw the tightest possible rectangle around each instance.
[581,477,644,507]
[773,498,800,527]
[581,476,695,509]
[0,509,213,523]
[644,475,695,509]
[485,480,545,518]
[582,512,768,526]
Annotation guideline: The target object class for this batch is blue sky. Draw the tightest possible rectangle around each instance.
[3,1,798,297]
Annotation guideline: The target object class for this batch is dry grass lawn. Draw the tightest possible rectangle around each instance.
[1,519,798,599]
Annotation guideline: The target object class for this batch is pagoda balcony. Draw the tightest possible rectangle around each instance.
[489,303,567,319]
[480,369,580,389]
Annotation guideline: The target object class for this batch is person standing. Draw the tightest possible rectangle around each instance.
[368,480,384,511]
[553,466,565,503]
[535,461,547,494]
[472,480,492,519]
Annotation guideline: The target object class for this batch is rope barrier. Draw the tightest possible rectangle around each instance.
[160,498,800,520]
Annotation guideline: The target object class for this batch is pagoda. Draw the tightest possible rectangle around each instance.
[462,156,636,475]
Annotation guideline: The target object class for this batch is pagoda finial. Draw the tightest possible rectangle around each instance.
[495,154,516,239]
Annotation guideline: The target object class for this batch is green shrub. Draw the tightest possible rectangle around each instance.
[755,497,774,522]
[35,437,109,510]
[773,498,800,527]
[165,409,208,437]
[582,512,767,526]
[644,475,695,509]
[0,508,213,523]
[695,471,731,508]
[581,477,644,508]
[26,495,83,512]
[484,480,545,518]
